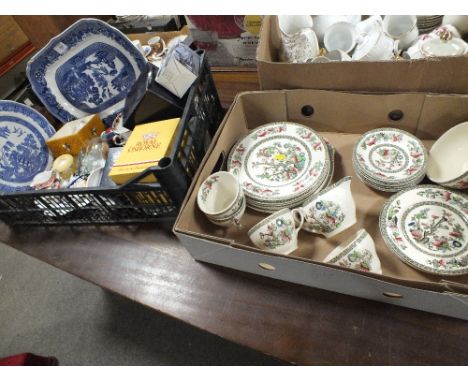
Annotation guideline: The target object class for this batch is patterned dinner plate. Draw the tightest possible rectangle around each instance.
[353,128,427,185]
[0,101,55,192]
[227,122,330,204]
[380,185,468,276]
[26,18,147,126]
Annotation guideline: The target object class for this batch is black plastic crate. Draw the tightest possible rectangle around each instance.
[0,54,224,226]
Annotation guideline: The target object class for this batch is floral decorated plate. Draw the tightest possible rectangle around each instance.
[0,101,55,192]
[353,128,427,185]
[380,185,468,275]
[26,18,147,126]
[227,122,330,204]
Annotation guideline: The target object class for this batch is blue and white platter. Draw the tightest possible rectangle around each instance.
[26,18,147,126]
[0,101,55,193]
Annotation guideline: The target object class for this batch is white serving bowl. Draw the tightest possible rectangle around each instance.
[427,121,468,189]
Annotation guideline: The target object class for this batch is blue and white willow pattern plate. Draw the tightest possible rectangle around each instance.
[26,18,147,126]
[0,101,55,193]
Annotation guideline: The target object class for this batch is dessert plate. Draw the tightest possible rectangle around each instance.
[353,128,427,186]
[0,101,55,192]
[227,122,330,204]
[380,185,468,276]
[26,18,147,126]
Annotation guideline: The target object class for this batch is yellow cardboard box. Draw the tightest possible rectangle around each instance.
[109,118,180,185]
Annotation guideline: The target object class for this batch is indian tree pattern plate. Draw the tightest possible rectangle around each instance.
[0,101,55,193]
[353,128,427,185]
[380,185,468,276]
[227,122,330,203]
[26,18,147,126]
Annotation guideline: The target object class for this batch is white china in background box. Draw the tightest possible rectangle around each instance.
[277,15,319,63]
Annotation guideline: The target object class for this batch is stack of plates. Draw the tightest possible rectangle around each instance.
[227,122,334,214]
[416,15,443,34]
[352,128,428,193]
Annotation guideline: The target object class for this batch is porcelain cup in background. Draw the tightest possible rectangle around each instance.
[323,229,382,274]
[197,171,246,229]
[312,15,361,44]
[324,22,357,53]
[353,16,397,61]
[383,15,418,51]
[442,15,468,36]
[296,176,356,238]
[248,208,304,255]
[427,121,468,189]
[278,15,319,63]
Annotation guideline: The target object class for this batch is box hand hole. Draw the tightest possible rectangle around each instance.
[382,292,403,299]
[258,263,276,271]
[301,105,314,118]
[388,110,404,121]
[210,151,225,174]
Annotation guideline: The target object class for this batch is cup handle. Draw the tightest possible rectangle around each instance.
[292,208,304,233]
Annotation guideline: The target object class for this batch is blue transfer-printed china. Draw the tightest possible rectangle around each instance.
[26,18,147,126]
[0,101,55,193]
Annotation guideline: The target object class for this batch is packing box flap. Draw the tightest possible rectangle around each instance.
[174,89,468,295]
[256,16,468,94]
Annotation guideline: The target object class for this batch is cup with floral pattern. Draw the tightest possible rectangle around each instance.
[197,171,246,229]
[296,176,356,238]
[323,229,382,274]
[248,208,304,255]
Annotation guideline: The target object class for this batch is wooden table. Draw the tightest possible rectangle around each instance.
[1,222,467,365]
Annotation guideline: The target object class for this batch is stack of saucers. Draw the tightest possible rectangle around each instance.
[227,122,334,214]
[352,127,428,193]
[416,15,443,34]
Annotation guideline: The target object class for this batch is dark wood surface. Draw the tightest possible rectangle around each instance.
[211,67,260,108]
[1,221,467,365]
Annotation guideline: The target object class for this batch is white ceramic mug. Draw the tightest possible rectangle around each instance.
[323,229,382,274]
[248,208,304,255]
[383,15,418,51]
[278,15,319,63]
[296,176,356,238]
[197,171,246,229]
[324,22,357,53]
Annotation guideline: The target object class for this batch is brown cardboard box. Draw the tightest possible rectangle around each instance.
[174,89,468,320]
[257,16,468,93]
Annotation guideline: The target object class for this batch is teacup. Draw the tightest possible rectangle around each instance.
[323,229,382,274]
[197,171,246,229]
[312,15,361,43]
[324,22,357,54]
[278,15,320,63]
[383,15,418,51]
[296,176,356,238]
[248,208,304,255]
[427,121,468,189]
[353,16,397,61]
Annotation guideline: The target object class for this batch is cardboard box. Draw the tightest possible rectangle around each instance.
[109,118,180,184]
[186,16,262,67]
[257,16,468,93]
[174,89,468,320]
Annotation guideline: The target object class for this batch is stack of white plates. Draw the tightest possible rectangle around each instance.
[416,15,443,34]
[352,128,428,193]
[227,122,334,214]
